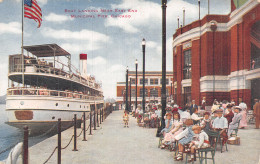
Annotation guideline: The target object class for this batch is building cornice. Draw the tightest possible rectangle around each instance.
[172,0,259,48]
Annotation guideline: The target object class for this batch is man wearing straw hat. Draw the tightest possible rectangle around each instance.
[212,108,228,148]
[228,106,242,137]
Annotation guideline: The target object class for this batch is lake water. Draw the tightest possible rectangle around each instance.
[0,104,49,161]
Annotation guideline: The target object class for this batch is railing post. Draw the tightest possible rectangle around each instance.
[23,126,29,164]
[83,112,87,141]
[58,118,61,164]
[93,108,96,130]
[97,108,100,127]
[100,108,102,124]
[89,111,92,135]
[72,114,78,151]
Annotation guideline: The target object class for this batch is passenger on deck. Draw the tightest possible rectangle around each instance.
[39,86,45,95]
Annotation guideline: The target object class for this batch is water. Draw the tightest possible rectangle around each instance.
[0,104,50,161]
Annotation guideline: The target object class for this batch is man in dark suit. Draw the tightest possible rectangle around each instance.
[190,100,198,115]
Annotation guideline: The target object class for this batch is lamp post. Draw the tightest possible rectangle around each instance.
[142,38,146,121]
[199,0,202,105]
[135,59,138,118]
[161,0,167,130]
[126,66,129,112]
[129,78,132,113]
[198,0,201,20]
[210,21,217,104]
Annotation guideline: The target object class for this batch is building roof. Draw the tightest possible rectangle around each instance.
[23,44,71,57]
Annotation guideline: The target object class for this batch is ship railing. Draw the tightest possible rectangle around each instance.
[9,61,102,90]
[7,88,104,101]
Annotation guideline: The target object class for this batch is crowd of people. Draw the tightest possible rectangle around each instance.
[126,97,260,162]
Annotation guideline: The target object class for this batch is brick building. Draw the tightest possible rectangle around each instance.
[173,0,260,109]
[116,71,173,105]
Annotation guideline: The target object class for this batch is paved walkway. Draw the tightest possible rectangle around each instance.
[23,110,260,164]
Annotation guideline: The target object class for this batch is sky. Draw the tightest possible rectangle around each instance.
[0,0,231,98]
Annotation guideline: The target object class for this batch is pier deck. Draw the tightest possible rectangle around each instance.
[21,110,260,164]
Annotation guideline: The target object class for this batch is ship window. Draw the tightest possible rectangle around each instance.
[80,105,81,108]
[67,104,70,107]
[55,103,58,106]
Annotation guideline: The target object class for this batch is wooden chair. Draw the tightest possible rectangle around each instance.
[219,129,228,153]
[158,134,164,148]
[197,130,220,164]
[232,120,241,137]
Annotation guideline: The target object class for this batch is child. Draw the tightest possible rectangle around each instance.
[188,125,210,162]
[200,112,212,135]
[160,113,173,136]
[123,110,129,128]
[191,108,203,124]
[174,119,195,161]
[161,112,183,148]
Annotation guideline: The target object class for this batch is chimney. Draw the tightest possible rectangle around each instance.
[80,53,87,79]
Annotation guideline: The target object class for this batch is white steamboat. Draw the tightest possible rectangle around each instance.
[5,44,104,135]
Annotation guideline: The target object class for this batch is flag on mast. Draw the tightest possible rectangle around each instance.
[24,0,42,28]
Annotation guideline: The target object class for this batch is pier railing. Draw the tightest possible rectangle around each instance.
[7,88,104,101]
[22,104,113,164]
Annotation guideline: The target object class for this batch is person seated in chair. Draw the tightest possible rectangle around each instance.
[160,113,173,136]
[228,106,242,137]
[174,119,195,161]
[212,109,228,150]
[200,112,212,135]
[224,104,234,124]
[161,112,183,149]
[191,108,203,125]
[179,107,191,123]
[188,125,210,162]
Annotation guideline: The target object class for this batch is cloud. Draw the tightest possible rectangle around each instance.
[41,27,109,42]
[105,0,199,34]
[88,56,107,66]
[105,0,161,33]
[41,27,110,53]
[146,41,158,49]
[45,13,73,23]
[60,43,101,54]
[38,0,48,5]
[0,22,21,35]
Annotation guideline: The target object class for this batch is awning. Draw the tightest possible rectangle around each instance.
[23,44,71,57]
